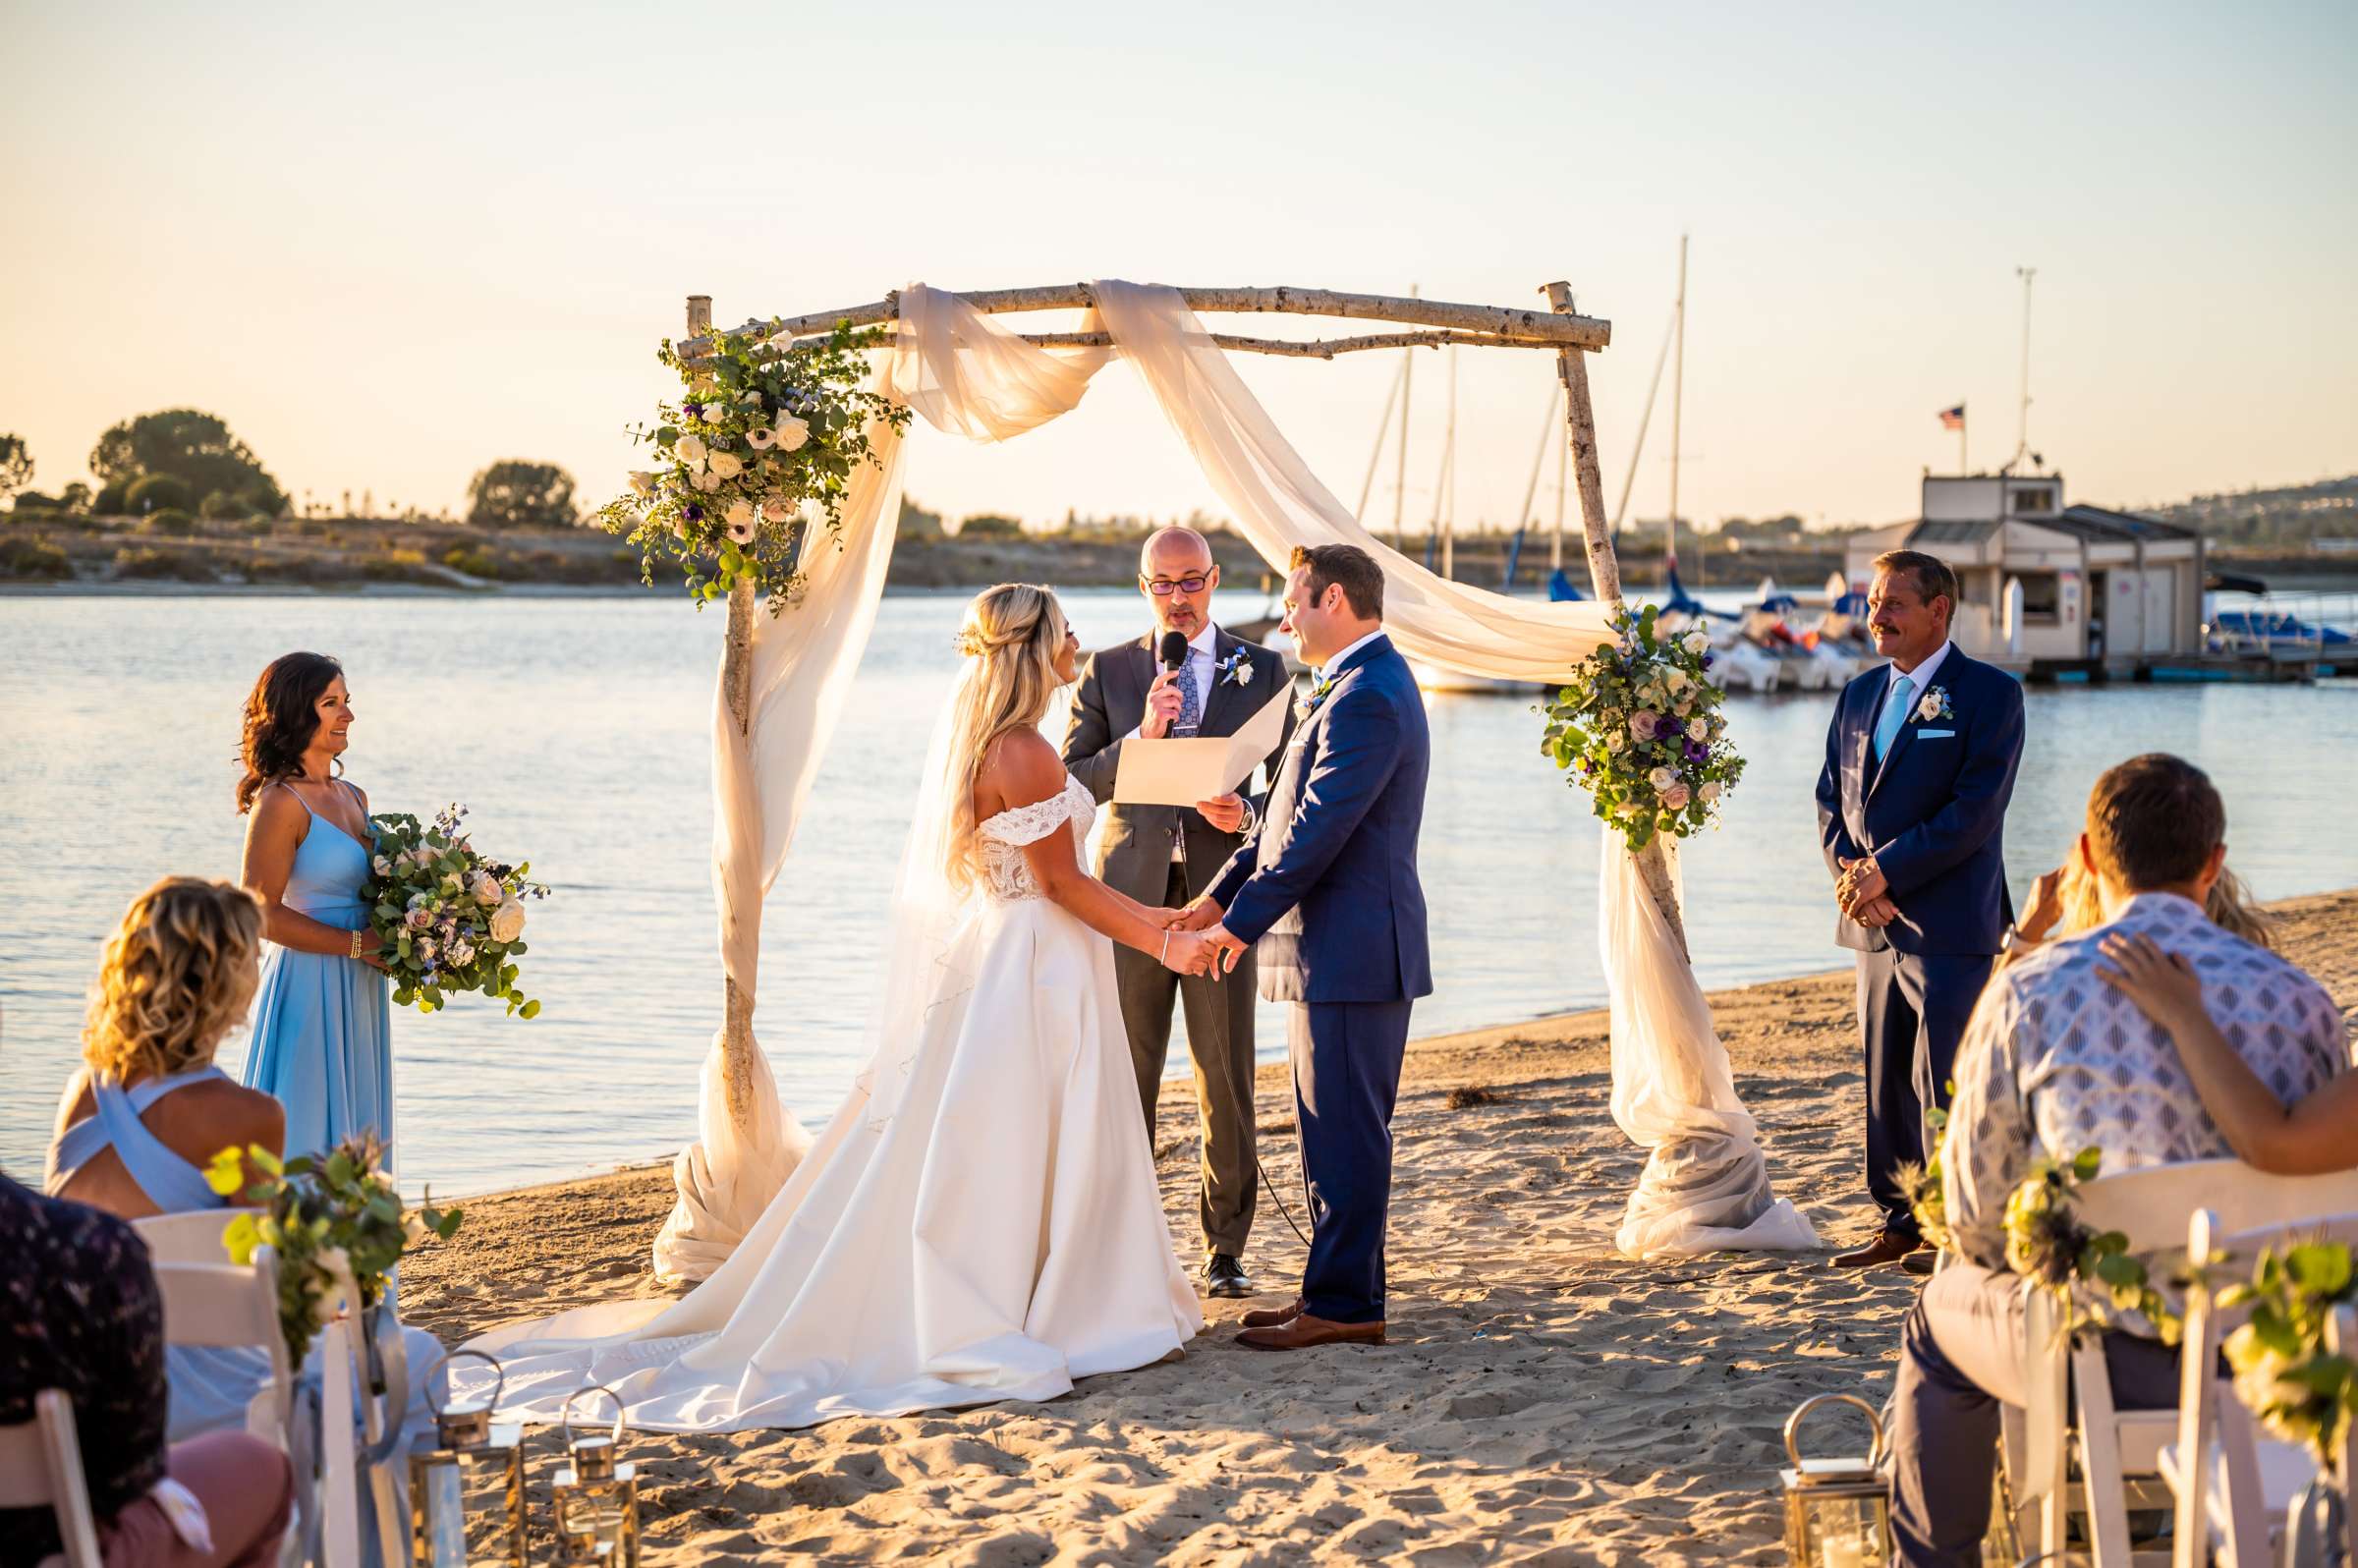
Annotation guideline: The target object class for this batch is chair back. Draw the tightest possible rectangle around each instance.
[150,1242,297,1447]
[2171,1207,2358,1568]
[132,1206,261,1264]
[0,1389,103,1568]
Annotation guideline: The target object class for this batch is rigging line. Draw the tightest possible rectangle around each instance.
[1353,354,1409,522]
[1609,307,1678,539]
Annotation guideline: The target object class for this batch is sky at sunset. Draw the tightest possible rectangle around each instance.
[5,0,2353,536]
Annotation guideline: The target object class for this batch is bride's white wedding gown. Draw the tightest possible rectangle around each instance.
[462,775,1204,1430]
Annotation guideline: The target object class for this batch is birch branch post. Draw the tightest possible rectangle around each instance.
[697,289,761,1135]
[1544,280,1690,960]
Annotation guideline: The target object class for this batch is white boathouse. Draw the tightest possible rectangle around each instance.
[1845,474,2205,672]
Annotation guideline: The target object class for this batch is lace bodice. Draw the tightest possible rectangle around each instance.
[976,775,1096,902]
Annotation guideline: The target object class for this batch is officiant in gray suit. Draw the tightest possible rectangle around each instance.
[1063,526,1295,1299]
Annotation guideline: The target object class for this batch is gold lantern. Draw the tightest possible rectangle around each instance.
[408,1350,525,1568]
[548,1384,639,1568]
[1778,1392,1892,1568]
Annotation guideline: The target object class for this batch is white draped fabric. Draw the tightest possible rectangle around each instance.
[661,279,1813,1281]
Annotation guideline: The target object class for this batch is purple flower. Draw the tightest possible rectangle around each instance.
[684,504,703,522]
[683,401,703,417]
[1703,652,1715,669]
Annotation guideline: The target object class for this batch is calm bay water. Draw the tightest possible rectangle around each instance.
[4,589,2354,1197]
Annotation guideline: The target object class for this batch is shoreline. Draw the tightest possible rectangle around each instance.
[396,888,2358,1564]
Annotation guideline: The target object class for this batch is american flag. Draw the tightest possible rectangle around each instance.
[1937,404,1966,431]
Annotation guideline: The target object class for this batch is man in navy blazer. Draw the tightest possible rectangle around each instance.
[1816,548,2025,1271]
[1174,543,1432,1351]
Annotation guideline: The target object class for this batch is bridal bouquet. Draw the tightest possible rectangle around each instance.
[364,805,547,1017]
[595,317,911,614]
[1540,605,1746,852]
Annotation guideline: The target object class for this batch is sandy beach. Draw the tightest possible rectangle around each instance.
[399,889,2358,1565]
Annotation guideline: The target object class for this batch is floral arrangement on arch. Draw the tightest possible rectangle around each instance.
[596,318,911,613]
[1540,606,1746,852]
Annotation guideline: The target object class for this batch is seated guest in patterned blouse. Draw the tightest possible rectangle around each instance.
[1884,754,2349,1568]
[0,1174,293,1567]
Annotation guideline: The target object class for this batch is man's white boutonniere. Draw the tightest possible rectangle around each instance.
[1215,647,1255,689]
[1917,685,1955,723]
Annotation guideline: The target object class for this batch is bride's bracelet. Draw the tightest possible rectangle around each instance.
[1159,929,1171,966]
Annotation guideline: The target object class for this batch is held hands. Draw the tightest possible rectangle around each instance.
[1160,928,1218,978]
[1164,896,1224,933]
[2095,932,2207,1034]
[1153,898,1245,978]
[1140,671,1185,741]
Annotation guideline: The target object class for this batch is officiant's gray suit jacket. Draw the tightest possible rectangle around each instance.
[1061,625,1293,1258]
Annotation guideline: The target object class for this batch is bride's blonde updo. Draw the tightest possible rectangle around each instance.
[941,584,1070,896]
[84,876,264,1084]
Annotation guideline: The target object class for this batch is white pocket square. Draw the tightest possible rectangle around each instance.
[1918,728,1957,739]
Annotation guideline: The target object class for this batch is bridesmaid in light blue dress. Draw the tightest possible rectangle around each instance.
[234,652,396,1166]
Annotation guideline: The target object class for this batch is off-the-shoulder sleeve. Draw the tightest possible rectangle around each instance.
[978,786,1078,847]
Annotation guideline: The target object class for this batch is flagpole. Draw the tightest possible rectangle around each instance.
[1959,408,1968,475]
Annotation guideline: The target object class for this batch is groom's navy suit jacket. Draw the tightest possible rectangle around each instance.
[1815,645,2025,957]
[1209,633,1432,1004]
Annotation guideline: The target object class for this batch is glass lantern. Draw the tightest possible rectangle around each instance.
[408,1350,525,1568]
[1777,1392,1891,1568]
[548,1384,640,1568]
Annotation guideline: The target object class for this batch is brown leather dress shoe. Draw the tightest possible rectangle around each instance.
[1239,1296,1306,1329]
[1832,1228,1926,1270]
[1236,1313,1385,1352]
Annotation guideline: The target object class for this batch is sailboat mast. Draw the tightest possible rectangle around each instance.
[1551,398,1567,572]
[1391,284,1417,550]
[1442,345,1458,580]
[1668,232,1687,583]
[2011,264,2036,471]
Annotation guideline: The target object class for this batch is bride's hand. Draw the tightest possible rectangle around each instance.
[1160,929,1215,977]
[351,931,392,973]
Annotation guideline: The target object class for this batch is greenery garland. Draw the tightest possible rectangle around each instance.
[2003,1148,2178,1345]
[597,320,910,614]
[1539,606,1746,853]
[2218,1241,2358,1469]
[206,1137,462,1365]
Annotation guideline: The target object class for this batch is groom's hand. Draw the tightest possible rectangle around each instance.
[1854,894,1900,929]
[1169,895,1223,932]
[1205,924,1247,977]
[1836,856,1888,916]
[1194,794,1247,833]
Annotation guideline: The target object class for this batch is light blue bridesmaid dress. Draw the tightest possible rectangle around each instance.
[238,780,395,1167]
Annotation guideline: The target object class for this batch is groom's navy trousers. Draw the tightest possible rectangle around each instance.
[1817,645,2024,1237]
[1210,633,1431,1325]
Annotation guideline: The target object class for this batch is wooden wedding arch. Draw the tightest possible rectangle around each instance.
[660,280,1688,1278]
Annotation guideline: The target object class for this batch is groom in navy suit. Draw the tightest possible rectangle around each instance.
[1817,548,2025,1271]
[1175,543,1432,1351]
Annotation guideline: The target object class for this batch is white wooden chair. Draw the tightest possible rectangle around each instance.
[2008,1160,2358,1566]
[133,1205,266,1264]
[0,1389,103,1568]
[2162,1207,2358,1568]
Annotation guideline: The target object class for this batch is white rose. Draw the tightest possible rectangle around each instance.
[760,494,792,523]
[1604,730,1626,754]
[629,471,656,496]
[1663,668,1691,695]
[416,937,437,964]
[1918,692,1942,721]
[706,450,744,480]
[1687,717,1708,741]
[372,855,393,876]
[675,433,706,463]
[1701,780,1723,803]
[489,900,527,943]
[694,468,722,493]
[471,871,503,906]
[1683,630,1711,655]
[447,940,477,967]
[703,405,730,424]
[747,426,776,450]
[1660,782,1691,812]
[1648,765,1675,791]
[775,416,811,452]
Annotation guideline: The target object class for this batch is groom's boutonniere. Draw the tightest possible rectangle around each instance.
[1916,685,1955,723]
[1296,673,1337,722]
[1215,647,1255,689]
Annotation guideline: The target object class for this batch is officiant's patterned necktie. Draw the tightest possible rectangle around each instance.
[1175,658,1203,738]
[1873,674,1915,764]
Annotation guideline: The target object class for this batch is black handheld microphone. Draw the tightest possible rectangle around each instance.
[1158,631,1189,672]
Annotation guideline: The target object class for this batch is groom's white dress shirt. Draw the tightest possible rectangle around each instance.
[1942,890,2346,1325]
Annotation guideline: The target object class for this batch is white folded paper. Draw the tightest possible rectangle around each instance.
[1112,688,1288,807]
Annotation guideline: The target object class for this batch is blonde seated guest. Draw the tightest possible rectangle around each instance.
[1996,855,2279,973]
[42,877,439,1447]
[1884,755,2348,1568]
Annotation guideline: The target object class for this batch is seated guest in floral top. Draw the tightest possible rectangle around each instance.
[1885,754,2348,1568]
[0,1174,292,1568]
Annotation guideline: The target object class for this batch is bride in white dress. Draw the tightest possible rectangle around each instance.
[465,585,1214,1429]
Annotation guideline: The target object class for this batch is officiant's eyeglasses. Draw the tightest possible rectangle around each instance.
[1143,575,1210,595]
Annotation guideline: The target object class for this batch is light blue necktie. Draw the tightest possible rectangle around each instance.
[1873,674,1915,764]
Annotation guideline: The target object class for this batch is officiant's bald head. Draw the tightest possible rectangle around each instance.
[1138,526,1219,639]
